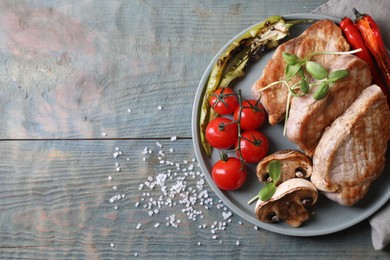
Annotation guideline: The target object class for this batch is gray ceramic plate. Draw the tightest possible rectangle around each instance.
[192,14,390,236]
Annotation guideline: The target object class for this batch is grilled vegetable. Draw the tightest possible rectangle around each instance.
[340,17,387,94]
[199,16,312,155]
[353,8,390,104]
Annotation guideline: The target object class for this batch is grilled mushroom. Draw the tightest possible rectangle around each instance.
[256,149,312,185]
[255,178,318,227]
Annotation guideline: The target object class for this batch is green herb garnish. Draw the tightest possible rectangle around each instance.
[248,160,281,204]
[258,48,362,135]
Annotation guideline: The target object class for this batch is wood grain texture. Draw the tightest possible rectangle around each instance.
[0,0,324,139]
[0,140,389,259]
[0,0,389,259]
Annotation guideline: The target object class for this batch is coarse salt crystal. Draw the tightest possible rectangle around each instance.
[136,223,142,229]
[114,205,118,210]
[127,108,132,113]
[222,211,232,220]
[236,240,240,246]
[156,141,162,148]
[108,176,112,181]
[170,136,177,141]
[154,223,160,228]
[110,242,115,248]
[102,132,107,136]
[157,105,163,110]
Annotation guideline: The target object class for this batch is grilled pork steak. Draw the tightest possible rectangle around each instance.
[251,19,350,125]
[286,54,372,156]
[311,85,390,206]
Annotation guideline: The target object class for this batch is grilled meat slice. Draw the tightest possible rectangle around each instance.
[286,54,372,157]
[311,85,390,206]
[251,19,350,125]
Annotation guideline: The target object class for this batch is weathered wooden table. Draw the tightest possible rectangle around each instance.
[0,0,389,259]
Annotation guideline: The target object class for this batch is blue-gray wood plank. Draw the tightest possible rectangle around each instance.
[0,0,389,259]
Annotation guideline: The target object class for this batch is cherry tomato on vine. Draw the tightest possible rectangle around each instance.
[233,99,266,130]
[236,130,269,163]
[205,117,238,149]
[212,157,247,190]
[209,87,239,115]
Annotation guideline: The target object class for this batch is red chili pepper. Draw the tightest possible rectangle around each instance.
[340,17,386,90]
[353,8,390,104]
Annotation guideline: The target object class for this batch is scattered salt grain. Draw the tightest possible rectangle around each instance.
[134,252,138,257]
[113,152,119,158]
[236,240,240,246]
[116,167,121,172]
[156,141,162,148]
[254,225,259,231]
[110,242,115,248]
[154,223,160,228]
[136,223,142,230]
[127,108,132,113]
[170,136,177,141]
[101,132,107,137]
[112,186,117,190]
[108,176,112,181]
[157,105,163,110]
[222,211,232,220]
[114,205,118,210]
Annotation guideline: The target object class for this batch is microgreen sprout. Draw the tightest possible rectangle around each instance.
[258,48,362,135]
[248,160,281,204]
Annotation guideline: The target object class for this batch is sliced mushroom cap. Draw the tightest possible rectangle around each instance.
[255,178,318,227]
[256,149,312,185]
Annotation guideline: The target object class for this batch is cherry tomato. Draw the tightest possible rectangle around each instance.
[233,100,266,130]
[236,130,269,163]
[209,87,239,115]
[212,157,247,190]
[205,117,238,149]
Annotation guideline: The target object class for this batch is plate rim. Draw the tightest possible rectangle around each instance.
[191,13,390,236]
